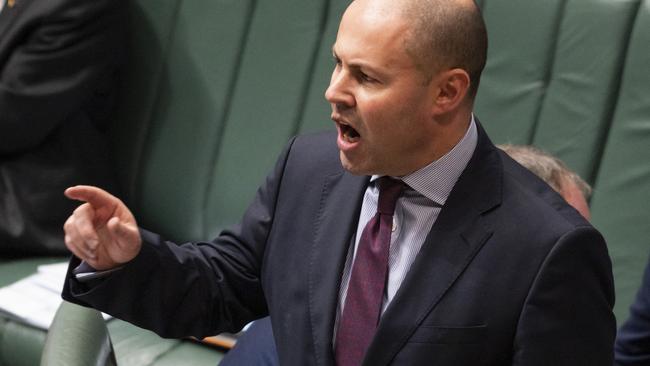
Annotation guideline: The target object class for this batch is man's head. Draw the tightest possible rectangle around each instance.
[499,144,592,220]
[326,0,488,177]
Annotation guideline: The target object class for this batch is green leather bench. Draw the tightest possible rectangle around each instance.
[1,0,649,364]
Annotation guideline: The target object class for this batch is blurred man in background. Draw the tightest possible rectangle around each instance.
[498,144,592,220]
[0,0,125,256]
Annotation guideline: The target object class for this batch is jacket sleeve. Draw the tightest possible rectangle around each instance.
[0,0,124,155]
[512,226,616,365]
[62,136,298,339]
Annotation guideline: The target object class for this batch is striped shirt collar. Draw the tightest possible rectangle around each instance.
[371,115,478,205]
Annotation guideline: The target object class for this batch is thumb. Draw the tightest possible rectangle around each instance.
[106,217,141,253]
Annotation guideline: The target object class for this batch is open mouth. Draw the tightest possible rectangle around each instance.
[340,123,360,143]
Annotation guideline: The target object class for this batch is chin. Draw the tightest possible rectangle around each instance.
[339,152,368,176]
[339,152,388,177]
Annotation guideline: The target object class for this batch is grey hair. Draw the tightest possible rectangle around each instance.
[498,144,592,199]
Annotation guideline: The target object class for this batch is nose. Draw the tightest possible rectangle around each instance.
[324,68,355,109]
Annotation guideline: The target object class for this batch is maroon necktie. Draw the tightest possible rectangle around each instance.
[335,177,404,366]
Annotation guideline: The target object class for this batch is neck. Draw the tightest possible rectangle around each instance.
[431,108,472,157]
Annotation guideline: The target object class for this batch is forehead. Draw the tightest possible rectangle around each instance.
[333,1,415,70]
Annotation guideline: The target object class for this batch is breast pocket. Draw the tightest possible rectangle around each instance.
[408,324,487,344]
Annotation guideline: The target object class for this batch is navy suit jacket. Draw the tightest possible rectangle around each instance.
[63,121,615,365]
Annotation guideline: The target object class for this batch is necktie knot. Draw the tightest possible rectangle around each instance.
[376,177,404,215]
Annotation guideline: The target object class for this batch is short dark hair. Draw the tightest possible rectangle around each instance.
[401,0,488,99]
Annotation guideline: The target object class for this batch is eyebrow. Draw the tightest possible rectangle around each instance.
[331,46,384,76]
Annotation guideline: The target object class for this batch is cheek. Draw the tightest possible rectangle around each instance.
[358,93,406,127]
[357,99,389,133]
[357,88,430,142]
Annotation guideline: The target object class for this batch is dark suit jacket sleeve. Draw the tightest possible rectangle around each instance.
[61,136,298,339]
[614,256,650,365]
[0,0,124,155]
[512,226,616,365]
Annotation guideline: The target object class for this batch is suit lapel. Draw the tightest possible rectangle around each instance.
[308,171,369,366]
[364,121,503,366]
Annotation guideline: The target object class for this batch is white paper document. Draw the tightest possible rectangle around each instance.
[0,262,110,330]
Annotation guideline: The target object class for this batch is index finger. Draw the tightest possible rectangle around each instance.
[65,185,117,208]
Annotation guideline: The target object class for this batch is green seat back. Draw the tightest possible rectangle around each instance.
[40,301,116,366]
[476,0,566,143]
[533,0,640,181]
[590,0,650,321]
[203,0,328,238]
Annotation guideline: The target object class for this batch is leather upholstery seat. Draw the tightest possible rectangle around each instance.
[40,301,117,366]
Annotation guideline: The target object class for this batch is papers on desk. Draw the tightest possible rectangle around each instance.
[0,262,110,330]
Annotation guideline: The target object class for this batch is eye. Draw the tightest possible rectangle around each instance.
[358,72,378,84]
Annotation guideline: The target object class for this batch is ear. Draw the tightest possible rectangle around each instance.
[431,68,471,115]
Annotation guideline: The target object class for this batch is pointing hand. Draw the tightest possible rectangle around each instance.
[63,186,141,271]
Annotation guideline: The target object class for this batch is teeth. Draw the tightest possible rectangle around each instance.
[343,128,351,141]
[342,126,360,142]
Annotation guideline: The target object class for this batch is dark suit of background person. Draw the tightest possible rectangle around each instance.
[615,257,650,365]
[0,0,123,256]
[63,121,615,365]
[220,317,277,366]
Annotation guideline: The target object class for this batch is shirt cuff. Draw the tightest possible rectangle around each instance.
[73,261,123,283]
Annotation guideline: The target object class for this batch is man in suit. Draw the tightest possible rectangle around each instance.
[0,0,123,256]
[220,144,597,365]
[61,0,616,365]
